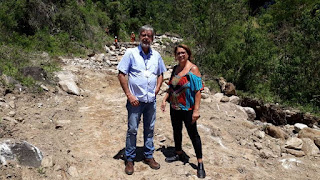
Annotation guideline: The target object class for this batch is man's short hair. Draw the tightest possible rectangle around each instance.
[139,25,155,39]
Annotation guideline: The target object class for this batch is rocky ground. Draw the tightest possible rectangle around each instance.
[1,40,320,180]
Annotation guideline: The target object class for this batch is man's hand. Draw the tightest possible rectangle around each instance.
[127,94,140,106]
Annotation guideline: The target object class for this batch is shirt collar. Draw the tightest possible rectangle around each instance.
[138,44,153,56]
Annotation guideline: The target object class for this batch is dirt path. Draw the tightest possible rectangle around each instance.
[1,58,320,180]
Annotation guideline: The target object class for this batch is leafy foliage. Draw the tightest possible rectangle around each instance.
[0,0,319,113]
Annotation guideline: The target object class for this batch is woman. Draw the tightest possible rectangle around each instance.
[161,44,205,178]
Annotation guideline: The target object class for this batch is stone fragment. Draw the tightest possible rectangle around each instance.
[40,84,49,91]
[254,142,263,150]
[8,101,15,109]
[201,93,210,99]
[243,107,256,121]
[202,97,212,103]
[229,96,240,104]
[202,87,210,94]
[259,149,277,159]
[8,111,16,117]
[55,120,71,129]
[253,130,265,139]
[41,156,54,167]
[285,137,303,150]
[301,138,320,156]
[294,123,308,133]
[212,93,224,102]
[58,80,80,95]
[68,166,79,177]
[2,116,18,124]
[220,96,229,102]
[283,148,305,157]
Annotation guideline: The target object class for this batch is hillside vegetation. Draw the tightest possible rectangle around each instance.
[0,0,319,113]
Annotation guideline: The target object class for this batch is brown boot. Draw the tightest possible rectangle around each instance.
[125,161,134,175]
[143,158,160,170]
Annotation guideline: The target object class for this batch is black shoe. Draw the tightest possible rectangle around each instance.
[197,162,206,179]
[165,153,189,163]
[165,154,180,163]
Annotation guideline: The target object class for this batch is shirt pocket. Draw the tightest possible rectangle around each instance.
[130,58,144,77]
[148,61,159,75]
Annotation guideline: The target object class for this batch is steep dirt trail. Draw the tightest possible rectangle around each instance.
[1,57,319,180]
[62,65,319,180]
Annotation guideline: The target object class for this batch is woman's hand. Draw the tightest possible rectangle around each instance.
[161,93,169,112]
[161,101,166,112]
[192,110,200,124]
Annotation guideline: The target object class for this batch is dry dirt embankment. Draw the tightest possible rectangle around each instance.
[1,45,320,179]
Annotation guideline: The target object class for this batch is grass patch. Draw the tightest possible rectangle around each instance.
[162,55,175,66]
[203,79,220,93]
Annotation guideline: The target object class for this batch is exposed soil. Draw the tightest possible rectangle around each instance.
[0,57,319,180]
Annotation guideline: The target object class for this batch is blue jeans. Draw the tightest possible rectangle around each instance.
[125,101,156,161]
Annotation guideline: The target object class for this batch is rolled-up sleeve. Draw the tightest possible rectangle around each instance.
[157,56,167,75]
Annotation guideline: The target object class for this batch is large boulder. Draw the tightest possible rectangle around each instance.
[265,125,289,139]
[298,127,320,147]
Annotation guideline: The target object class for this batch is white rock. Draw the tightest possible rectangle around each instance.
[254,142,263,150]
[220,96,229,102]
[212,93,224,102]
[202,97,212,103]
[243,107,256,121]
[202,87,210,94]
[41,156,53,167]
[105,45,110,53]
[294,123,308,133]
[285,137,303,150]
[105,60,112,67]
[8,111,16,117]
[229,96,240,104]
[8,101,15,109]
[201,93,210,99]
[254,130,265,139]
[68,166,79,177]
[55,71,78,83]
[40,84,49,91]
[96,53,105,62]
[58,80,80,95]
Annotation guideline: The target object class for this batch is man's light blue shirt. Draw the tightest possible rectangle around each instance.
[117,45,167,103]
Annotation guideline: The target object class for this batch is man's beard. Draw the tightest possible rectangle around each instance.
[140,41,151,48]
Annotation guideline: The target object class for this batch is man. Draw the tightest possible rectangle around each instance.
[117,25,167,175]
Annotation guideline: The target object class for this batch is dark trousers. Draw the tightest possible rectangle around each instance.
[170,107,202,159]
